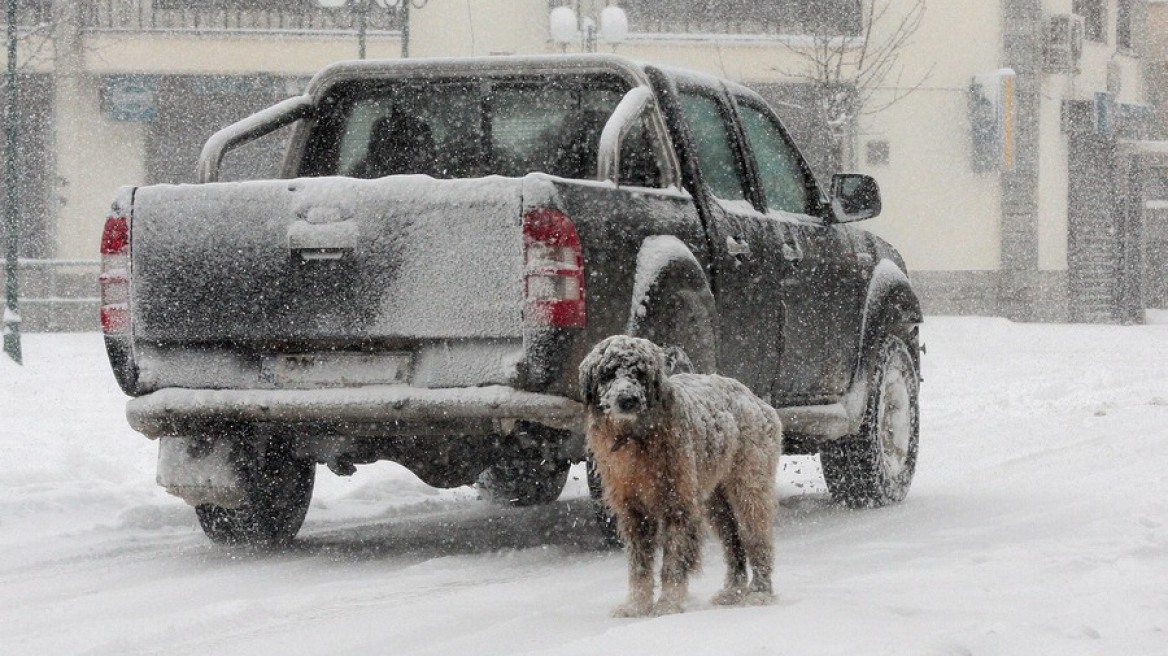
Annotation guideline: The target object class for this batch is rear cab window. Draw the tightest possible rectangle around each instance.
[298,73,667,187]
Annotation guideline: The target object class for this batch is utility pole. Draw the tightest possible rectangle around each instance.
[357,0,367,59]
[3,0,21,364]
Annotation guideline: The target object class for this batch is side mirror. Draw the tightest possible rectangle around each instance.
[830,173,882,222]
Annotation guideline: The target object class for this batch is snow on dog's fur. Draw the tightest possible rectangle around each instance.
[578,335,783,617]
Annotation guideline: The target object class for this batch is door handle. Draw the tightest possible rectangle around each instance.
[726,235,752,258]
[782,241,803,264]
[288,219,358,261]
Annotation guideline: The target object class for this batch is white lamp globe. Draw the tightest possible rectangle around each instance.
[599,6,629,44]
[549,6,579,45]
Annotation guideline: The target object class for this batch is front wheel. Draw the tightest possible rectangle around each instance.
[820,334,920,508]
[195,437,315,548]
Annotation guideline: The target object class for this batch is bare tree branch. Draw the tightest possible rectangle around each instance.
[775,0,930,168]
[0,21,55,93]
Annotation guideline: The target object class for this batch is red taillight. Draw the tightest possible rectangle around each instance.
[100,213,130,335]
[523,208,585,328]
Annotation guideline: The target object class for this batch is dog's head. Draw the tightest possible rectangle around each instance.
[578,335,670,427]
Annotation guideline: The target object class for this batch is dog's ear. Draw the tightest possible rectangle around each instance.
[578,342,602,406]
[663,346,693,375]
[645,344,671,409]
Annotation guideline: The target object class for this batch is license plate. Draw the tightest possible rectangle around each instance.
[262,352,411,387]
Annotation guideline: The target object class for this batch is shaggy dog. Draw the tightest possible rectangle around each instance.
[578,335,783,617]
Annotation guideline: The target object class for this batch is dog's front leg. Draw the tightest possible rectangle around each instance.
[612,509,657,618]
[655,510,702,615]
[708,486,750,605]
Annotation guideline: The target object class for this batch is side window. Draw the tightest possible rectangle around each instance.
[679,92,747,201]
[1074,0,1106,42]
[738,102,810,215]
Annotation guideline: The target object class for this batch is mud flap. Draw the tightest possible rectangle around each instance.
[156,437,246,509]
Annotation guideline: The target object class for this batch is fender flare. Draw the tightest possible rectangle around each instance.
[856,259,923,377]
[818,259,922,435]
[625,235,717,373]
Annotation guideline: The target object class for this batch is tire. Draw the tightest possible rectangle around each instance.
[195,437,315,548]
[476,424,570,507]
[820,333,920,508]
[476,458,569,506]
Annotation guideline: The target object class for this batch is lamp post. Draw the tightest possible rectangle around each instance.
[398,0,423,59]
[4,0,21,364]
[550,4,628,53]
[317,0,426,60]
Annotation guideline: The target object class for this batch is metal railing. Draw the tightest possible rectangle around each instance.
[0,0,51,27]
[552,0,862,37]
[2,259,100,332]
[14,258,99,299]
[84,0,401,34]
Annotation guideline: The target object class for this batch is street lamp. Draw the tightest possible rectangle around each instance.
[550,4,628,53]
[396,0,427,59]
[316,0,426,60]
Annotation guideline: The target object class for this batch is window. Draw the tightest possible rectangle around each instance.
[1117,0,1133,50]
[679,93,748,201]
[866,140,890,166]
[302,74,665,184]
[737,103,810,214]
[332,84,483,179]
[155,0,316,8]
[617,0,863,36]
[1074,0,1107,42]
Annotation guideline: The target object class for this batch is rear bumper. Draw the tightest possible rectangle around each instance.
[126,385,584,438]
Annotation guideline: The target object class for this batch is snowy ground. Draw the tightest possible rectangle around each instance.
[2,316,1167,655]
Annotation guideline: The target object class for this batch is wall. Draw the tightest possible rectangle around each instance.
[856,2,1005,274]
[6,0,1154,326]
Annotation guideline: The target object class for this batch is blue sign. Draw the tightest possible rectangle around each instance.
[104,75,158,123]
[1094,91,1116,138]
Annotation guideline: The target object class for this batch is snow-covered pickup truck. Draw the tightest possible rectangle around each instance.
[100,55,922,546]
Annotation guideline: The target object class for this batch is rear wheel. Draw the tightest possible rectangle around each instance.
[586,458,622,547]
[195,436,315,547]
[820,333,919,508]
[476,423,570,506]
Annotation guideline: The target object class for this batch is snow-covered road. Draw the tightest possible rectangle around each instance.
[3,316,1167,655]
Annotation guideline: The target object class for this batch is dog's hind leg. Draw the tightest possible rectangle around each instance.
[612,508,658,618]
[708,486,750,605]
[725,468,778,604]
[655,507,703,615]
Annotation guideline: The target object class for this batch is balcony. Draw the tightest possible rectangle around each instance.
[2,0,51,27]
[557,0,863,37]
[83,0,401,35]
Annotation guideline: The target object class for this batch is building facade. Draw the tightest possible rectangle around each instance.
[0,0,1155,329]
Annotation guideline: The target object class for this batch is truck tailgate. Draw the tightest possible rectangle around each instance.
[131,176,524,344]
